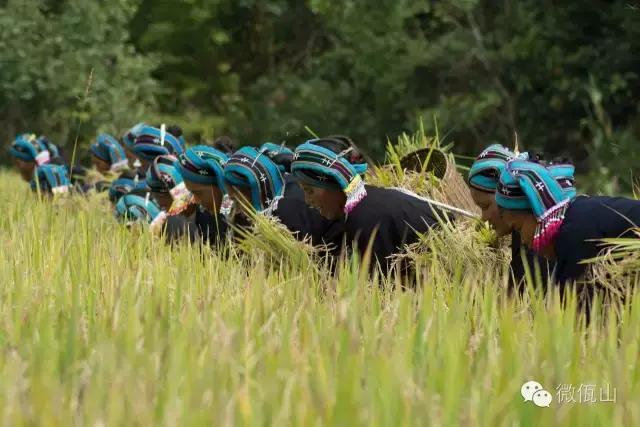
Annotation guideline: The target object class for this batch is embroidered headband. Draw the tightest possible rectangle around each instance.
[132,125,185,161]
[146,155,185,193]
[146,155,194,215]
[496,159,577,252]
[36,136,61,160]
[114,194,162,225]
[176,145,228,190]
[122,122,146,150]
[291,139,368,213]
[8,134,51,165]
[90,134,129,171]
[223,146,285,213]
[468,144,531,192]
[30,164,71,194]
[108,176,149,203]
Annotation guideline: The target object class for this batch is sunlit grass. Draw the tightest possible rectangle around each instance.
[0,170,638,426]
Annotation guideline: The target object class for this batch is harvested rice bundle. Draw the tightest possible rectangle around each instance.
[588,230,640,303]
[232,206,331,275]
[390,219,511,287]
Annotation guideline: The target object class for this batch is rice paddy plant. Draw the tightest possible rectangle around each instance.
[0,169,639,426]
[232,208,326,278]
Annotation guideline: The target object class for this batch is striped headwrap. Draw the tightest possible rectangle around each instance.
[8,133,52,165]
[90,134,129,171]
[132,125,185,161]
[291,138,368,213]
[223,146,285,213]
[30,164,71,194]
[36,136,61,159]
[115,194,162,225]
[146,155,194,215]
[108,176,148,203]
[468,144,525,192]
[176,145,228,190]
[146,155,184,193]
[122,122,146,150]
[496,159,577,252]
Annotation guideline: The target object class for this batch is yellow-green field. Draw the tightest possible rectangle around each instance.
[0,170,638,426]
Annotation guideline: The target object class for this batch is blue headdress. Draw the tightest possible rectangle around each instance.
[8,133,52,165]
[223,146,285,213]
[146,155,184,192]
[291,139,368,213]
[36,136,61,159]
[90,134,129,171]
[176,145,228,190]
[496,160,577,252]
[132,125,185,161]
[468,144,526,192]
[31,164,71,194]
[122,122,146,150]
[115,194,162,225]
[108,176,148,203]
[146,155,194,215]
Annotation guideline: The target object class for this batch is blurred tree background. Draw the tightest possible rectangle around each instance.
[1,0,639,192]
[0,0,157,160]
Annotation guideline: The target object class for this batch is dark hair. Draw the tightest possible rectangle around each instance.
[212,136,235,154]
[548,157,573,166]
[271,153,292,173]
[155,124,183,138]
[527,151,573,167]
[167,125,183,138]
[313,136,365,165]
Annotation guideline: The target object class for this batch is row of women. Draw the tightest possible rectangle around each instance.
[8,126,640,296]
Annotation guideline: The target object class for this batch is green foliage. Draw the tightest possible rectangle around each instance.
[2,0,640,191]
[1,169,640,425]
[130,0,640,191]
[0,0,157,160]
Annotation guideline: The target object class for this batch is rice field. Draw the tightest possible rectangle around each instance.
[0,169,639,427]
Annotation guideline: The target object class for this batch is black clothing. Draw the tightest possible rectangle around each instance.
[343,186,448,274]
[194,206,228,246]
[554,195,640,284]
[274,176,344,251]
[48,156,90,192]
[163,214,193,243]
[510,232,554,293]
[164,205,228,246]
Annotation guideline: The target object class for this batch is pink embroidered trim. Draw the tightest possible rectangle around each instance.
[531,201,570,252]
